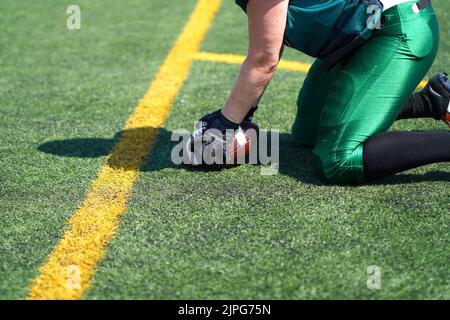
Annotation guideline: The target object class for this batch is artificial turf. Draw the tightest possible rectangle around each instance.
[1,0,449,299]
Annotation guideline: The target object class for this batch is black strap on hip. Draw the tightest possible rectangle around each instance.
[416,0,431,10]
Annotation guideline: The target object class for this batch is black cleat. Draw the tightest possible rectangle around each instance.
[422,72,450,127]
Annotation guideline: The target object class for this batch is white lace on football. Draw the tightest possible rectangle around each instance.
[235,130,247,146]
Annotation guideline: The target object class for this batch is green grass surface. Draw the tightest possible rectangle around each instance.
[1,0,449,299]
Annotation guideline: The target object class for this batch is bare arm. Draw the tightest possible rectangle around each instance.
[221,0,289,123]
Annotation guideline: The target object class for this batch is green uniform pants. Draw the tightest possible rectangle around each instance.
[292,2,440,184]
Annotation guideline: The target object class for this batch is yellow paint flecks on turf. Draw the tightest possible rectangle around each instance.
[27,0,222,300]
[195,51,428,90]
[194,51,311,73]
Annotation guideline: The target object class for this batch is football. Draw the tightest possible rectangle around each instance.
[182,121,259,169]
[223,121,259,168]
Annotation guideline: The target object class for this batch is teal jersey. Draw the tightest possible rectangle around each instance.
[235,0,383,67]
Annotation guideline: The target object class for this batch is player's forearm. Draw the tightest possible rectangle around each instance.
[220,0,289,124]
[222,57,278,123]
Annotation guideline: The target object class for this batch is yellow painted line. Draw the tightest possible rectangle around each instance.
[194,51,427,90]
[27,0,222,300]
[194,52,246,66]
[194,51,311,73]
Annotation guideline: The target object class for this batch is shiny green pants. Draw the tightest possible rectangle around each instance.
[292,2,440,184]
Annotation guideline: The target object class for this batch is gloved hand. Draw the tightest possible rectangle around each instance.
[182,107,259,168]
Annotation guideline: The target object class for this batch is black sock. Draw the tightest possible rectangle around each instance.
[397,92,443,120]
[363,131,450,181]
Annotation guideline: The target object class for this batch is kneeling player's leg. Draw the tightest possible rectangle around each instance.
[363,131,450,180]
[291,59,342,147]
[312,3,448,184]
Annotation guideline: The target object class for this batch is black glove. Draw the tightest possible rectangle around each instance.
[244,105,258,122]
[193,109,239,137]
[192,106,258,140]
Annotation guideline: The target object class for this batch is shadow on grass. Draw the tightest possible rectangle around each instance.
[38,127,450,185]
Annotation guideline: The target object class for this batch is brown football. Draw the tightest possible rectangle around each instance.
[223,121,259,168]
[182,121,259,169]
